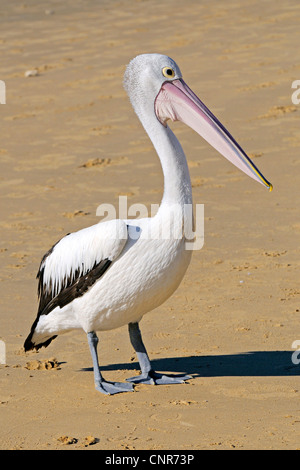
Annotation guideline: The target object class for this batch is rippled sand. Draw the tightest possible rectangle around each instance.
[1,0,300,450]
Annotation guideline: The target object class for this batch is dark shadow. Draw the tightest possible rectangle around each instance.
[81,351,300,377]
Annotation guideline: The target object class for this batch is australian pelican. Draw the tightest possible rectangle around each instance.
[24,54,272,394]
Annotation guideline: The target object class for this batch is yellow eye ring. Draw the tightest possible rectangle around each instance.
[162,66,175,79]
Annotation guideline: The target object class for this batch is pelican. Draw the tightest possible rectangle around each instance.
[24,54,272,395]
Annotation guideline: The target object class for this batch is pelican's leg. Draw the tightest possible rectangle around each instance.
[126,322,191,385]
[87,331,134,395]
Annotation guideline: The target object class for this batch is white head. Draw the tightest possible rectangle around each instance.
[124,54,180,108]
[124,53,272,191]
[123,53,182,130]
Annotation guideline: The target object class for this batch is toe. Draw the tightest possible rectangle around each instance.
[126,372,191,386]
[126,373,155,385]
[154,374,192,385]
[95,381,134,395]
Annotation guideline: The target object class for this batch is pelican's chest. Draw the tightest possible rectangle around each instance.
[82,213,193,330]
[122,214,192,310]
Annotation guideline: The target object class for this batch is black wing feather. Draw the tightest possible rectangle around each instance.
[24,253,112,351]
[24,222,128,352]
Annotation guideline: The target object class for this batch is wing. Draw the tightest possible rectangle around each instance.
[37,219,128,316]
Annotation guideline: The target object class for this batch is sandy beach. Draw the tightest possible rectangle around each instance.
[1,0,300,450]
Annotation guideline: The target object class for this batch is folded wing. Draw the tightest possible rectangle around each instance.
[24,219,128,351]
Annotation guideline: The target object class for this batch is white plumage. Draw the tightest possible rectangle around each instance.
[41,219,128,298]
[24,54,271,394]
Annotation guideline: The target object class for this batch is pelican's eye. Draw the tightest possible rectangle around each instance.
[162,66,175,79]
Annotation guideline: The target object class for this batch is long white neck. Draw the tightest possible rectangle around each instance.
[139,112,193,208]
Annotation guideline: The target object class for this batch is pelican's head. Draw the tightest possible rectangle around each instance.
[124,54,182,106]
[124,54,272,191]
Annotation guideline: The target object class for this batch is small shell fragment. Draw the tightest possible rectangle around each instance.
[25,69,39,78]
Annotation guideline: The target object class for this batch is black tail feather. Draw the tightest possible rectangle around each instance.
[23,321,57,352]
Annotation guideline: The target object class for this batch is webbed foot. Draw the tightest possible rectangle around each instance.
[95,380,134,395]
[126,370,191,385]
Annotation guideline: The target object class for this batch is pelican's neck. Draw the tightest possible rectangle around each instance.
[141,114,192,208]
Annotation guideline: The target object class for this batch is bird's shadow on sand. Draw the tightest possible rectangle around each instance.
[82,351,300,377]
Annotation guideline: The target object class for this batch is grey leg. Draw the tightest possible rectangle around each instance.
[126,322,192,385]
[87,331,134,395]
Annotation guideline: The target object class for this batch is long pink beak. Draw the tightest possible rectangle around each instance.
[155,79,272,191]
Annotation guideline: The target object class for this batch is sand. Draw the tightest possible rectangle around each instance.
[1,0,300,450]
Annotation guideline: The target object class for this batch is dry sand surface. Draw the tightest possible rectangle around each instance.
[1,0,300,451]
